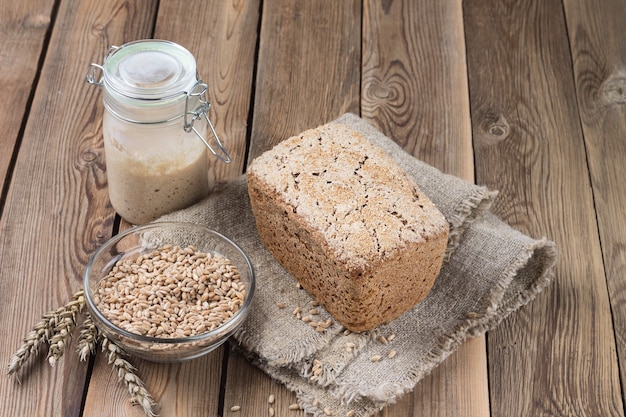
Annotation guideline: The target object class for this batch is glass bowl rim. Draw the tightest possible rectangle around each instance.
[83,221,255,345]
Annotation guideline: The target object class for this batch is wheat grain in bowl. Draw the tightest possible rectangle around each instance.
[84,222,255,362]
[93,244,246,338]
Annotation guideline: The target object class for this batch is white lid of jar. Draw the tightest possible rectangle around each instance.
[103,40,198,100]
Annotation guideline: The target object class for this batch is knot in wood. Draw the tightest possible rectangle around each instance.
[485,114,510,143]
[600,75,626,105]
[80,150,98,163]
[369,83,392,100]
[489,125,507,137]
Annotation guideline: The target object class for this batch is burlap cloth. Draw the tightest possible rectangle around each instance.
[156,114,557,416]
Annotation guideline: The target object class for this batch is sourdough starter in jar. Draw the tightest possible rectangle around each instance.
[103,114,209,225]
[87,40,228,224]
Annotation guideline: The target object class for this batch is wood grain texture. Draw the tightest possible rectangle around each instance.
[0,0,54,193]
[362,0,474,179]
[0,1,157,416]
[362,1,489,416]
[246,0,361,162]
[85,349,225,417]
[563,0,626,404]
[464,0,624,416]
[224,351,304,417]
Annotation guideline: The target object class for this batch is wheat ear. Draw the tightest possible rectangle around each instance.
[101,336,158,417]
[8,290,85,376]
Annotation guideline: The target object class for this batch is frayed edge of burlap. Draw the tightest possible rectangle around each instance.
[234,317,345,368]
[334,238,558,406]
[444,187,498,260]
[461,237,558,337]
[231,342,383,417]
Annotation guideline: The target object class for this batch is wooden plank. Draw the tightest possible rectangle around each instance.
[464,0,624,416]
[361,1,489,415]
[362,0,475,179]
[0,0,54,193]
[563,0,626,404]
[86,350,226,417]
[224,0,361,414]
[224,351,304,417]
[246,0,361,162]
[82,1,260,416]
[0,1,157,416]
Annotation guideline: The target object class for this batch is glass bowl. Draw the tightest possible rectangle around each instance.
[84,222,255,362]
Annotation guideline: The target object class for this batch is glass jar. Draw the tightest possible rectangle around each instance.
[86,40,230,224]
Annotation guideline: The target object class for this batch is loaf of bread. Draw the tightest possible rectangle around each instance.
[246,121,449,332]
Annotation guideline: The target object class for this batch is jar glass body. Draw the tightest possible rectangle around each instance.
[96,40,211,224]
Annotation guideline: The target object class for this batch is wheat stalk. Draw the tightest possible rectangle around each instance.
[8,290,85,376]
[8,292,159,417]
[101,336,158,417]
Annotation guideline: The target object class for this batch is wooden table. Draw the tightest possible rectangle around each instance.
[1,0,624,416]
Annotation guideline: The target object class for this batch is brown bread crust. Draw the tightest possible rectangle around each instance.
[247,122,448,331]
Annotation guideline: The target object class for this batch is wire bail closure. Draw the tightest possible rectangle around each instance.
[184,81,231,164]
[86,46,120,87]
[86,63,104,87]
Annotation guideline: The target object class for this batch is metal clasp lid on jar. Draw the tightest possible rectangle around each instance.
[86,40,231,164]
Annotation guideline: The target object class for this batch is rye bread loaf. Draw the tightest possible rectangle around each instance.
[246,121,449,332]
